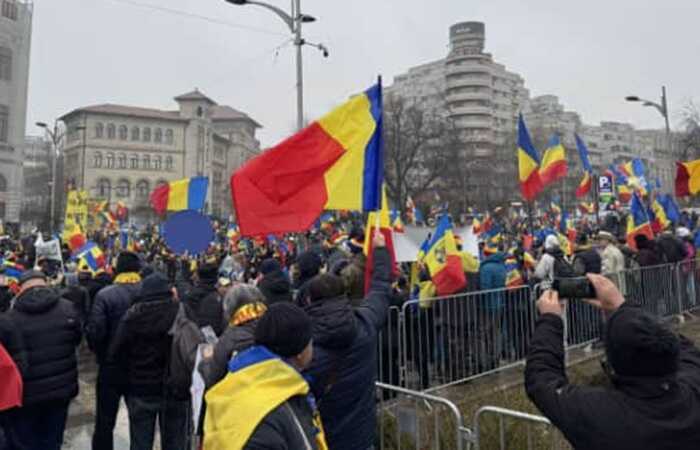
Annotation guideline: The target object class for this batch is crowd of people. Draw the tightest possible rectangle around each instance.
[0,206,700,449]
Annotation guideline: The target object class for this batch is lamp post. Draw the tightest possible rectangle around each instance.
[626,86,673,159]
[224,0,328,131]
[36,121,65,235]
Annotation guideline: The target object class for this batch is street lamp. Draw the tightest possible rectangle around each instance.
[224,0,328,131]
[36,121,65,235]
[625,86,672,157]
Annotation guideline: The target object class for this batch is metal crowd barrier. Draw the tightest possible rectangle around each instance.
[377,261,700,393]
[470,406,568,450]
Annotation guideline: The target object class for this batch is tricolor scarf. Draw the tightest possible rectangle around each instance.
[204,346,328,450]
[229,302,267,327]
[114,272,141,284]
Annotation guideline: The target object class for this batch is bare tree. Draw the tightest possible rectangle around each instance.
[383,95,460,211]
[679,100,700,160]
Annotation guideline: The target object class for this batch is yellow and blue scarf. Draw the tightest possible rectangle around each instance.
[204,346,327,450]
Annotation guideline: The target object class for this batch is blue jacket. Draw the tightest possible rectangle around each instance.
[304,248,392,450]
[479,253,506,310]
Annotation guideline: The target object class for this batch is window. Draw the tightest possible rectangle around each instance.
[93,151,103,168]
[107,123,116,139]
[95,122,104,138]
[165,156,173,171]
[118,153,127,169]
[154,128,163,143]
[116,179,130,198]
[106,152,115,169]
[130,154,138,169]
[0,105,8,143]
[165,129,174,145]
[131,126,140,141]
[97,178,110,198]
[0,47,11,81]
[143,127,151,142]
[2,1,18,21]
[136,179,150,198]
[118,125,128,140]
[142,154,150,170]
[0,173,6,192]
[154,156,162,171]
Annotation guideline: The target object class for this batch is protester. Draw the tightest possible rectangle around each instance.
[535,235,574,285]
[108,273,191,450]
[203,302,326,449]
[526,274,700,450]
[572,233,602,275]
[257,260,293,305]
[199,284,268,388]
[86,251,142,450]
[293,250,323,305]
[635,234,661,267]
[183,261,225,336]
[302,231,391,450]
[476,244,507,371]
[4,270,82,450]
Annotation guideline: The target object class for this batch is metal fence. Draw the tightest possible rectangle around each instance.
[377,260,700,393]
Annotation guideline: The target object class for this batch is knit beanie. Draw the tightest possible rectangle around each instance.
[197,263,219,283]
[259,258,281,276]
[254,302,312,357]
[139,273,172,299]
[258,270,293,304]
[296,251,322,280]
[116,251,141,274]
[605,306,680,377]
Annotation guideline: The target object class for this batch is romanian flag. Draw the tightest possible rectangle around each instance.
[423,214,466,296]
[658,194,681,224]
[3,261,24,285]
[505,253,523,288]
[150,176,209,215]
[115,201,129,221]
[539,134,568,186]
[392,216,405,233]
[101,211,117,229]
[363,188,397,294]
[231,82,384,236]
[517,114,543,201]
[63,221,87,253]
[522,251,536,270]
[227,224,240,244]
[576,172,592,199]
[91,200,108,215]
[75,242,106,274]
[626,193,654,250]
[618,184,633,203]
[559,210,576,255]
[675,159,700,197]
[650,198,670,233]
[578,202,595,215]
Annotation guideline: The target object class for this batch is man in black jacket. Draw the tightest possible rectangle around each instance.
[183,262,224,336]
[5,270,82,450]
[86,251,141,450]
[303,232,392,450]
[109,273,189,450]
[525,273,700,450]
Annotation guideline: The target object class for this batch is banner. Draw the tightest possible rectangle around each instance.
[65,190,89,228]
[34,235,63,263]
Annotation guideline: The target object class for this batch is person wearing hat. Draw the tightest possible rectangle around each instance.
[204,302,327,449]
[182,261,225,336]
[293,250,323,306]
[86,251,142,450]
[526,274,700,450]
[4,269,82,450]
[572,233,602,276]
[597,230,627,294]
[109,273,190,450]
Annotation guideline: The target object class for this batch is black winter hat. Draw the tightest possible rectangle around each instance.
[139,273,172,299]
[255,302,312,357]
[197,263,219,283]
[296,251,322,279]
[605,306,680,377]
[258,270,293,304]
[308,273,345,302]
[116,251,141,275]
[259,258,281,276]
[19,270,46,286]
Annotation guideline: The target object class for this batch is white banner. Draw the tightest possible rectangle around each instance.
[35,234,63,263]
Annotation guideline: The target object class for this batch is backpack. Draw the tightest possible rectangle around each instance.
[553,254,577,279]
[164,304,205,399]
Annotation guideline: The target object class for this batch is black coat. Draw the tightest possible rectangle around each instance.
[0,313,27,375]
[572,248,602,275]
[183,282,224,336]
[245,395,319,449]
[304,247,392,450]
[199,318,259,389]
[8,287,82,406]
[525,312,700,450]
[109,295,178,397]
[86,281,140,376]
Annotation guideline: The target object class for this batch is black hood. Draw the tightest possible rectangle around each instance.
[305,295,357,350]
[13,287,60,314]
[258,270,292,304]
[125,298,178,337]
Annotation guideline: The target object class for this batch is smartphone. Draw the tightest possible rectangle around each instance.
[552,277,596,299]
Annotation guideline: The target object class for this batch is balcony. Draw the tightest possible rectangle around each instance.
[446,90,492,103]
[454,116,493,129]
[446,76,492,89]
[445,63,492,77]
[449,105,492,116]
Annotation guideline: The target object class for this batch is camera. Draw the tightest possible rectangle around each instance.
[552,277,597,299]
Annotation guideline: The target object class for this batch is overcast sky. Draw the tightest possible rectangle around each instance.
[28,0,700,147]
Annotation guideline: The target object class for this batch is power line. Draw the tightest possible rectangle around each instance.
[102,0,288,37]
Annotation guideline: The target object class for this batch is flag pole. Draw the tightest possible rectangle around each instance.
[375,74,384,231]
[593,172,601,228]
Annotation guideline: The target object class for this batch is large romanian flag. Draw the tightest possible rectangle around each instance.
[626,193,654,250]
[231,82,384,236]
[517,114,543,201]
[539,134,568,186]
[675,159,700,197]
[150,177,208,215]
[424,214,466,296]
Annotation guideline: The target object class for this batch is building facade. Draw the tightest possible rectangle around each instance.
[59,90,260,224]
[20,134,54,231]
[0,0,31,224]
